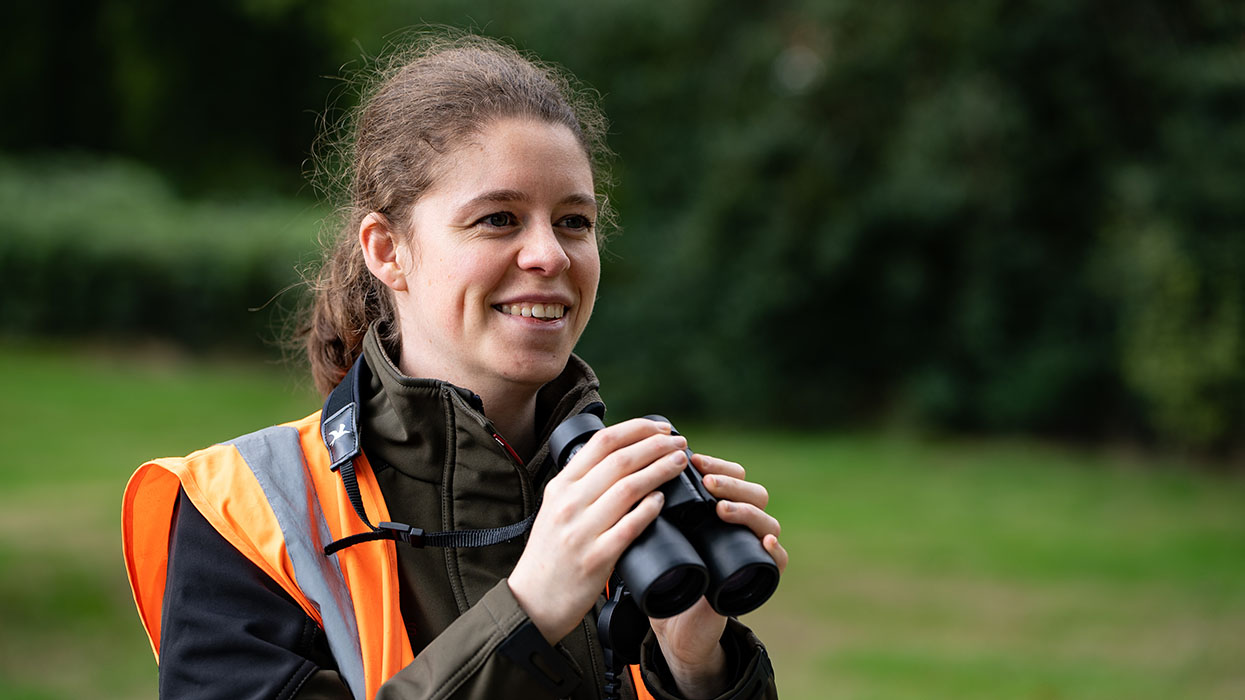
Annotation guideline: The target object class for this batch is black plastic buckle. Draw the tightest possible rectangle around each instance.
[378,522,425,547]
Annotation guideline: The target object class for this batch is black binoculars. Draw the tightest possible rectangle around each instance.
[550,412,780,620]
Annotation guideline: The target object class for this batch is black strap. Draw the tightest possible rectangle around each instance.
[323,513,538,555]
[320,354,537,556]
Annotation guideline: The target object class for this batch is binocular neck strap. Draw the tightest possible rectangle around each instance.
[320,354,535,556]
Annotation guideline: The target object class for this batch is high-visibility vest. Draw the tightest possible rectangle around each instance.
[122,411,654,700]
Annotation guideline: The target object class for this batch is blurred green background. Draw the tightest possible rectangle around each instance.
[1,1,1243,698]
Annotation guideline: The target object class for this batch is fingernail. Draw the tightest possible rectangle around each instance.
[703,475,716,487]
[722,502,736,513]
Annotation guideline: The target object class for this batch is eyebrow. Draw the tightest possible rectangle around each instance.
[462,189,599,210]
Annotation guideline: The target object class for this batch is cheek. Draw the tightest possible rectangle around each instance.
[576,246,602,292]
[451,253,507,307]
[406,255,466,321]
[575,250,601,325]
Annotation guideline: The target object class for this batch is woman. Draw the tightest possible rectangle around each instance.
[123,34,787,700]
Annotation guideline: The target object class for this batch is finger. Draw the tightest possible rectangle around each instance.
[763,534,789,575]
[594,490,666,564]
[576,431,687,498]
[716,500,782,540]
[702,473,769,509]
[583,447,688,532]
[561,418,672,480]
[690,453,746,480]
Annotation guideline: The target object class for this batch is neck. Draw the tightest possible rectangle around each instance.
[479,388,539,461]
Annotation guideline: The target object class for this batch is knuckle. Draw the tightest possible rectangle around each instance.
[619,511,652,542]
[548,498,578,523]
[542,481,565,503]
[592,428,625,452]
[603,449,639,476]
[601,530,633,561]
[582,547,608,571]
[613,476,645,504]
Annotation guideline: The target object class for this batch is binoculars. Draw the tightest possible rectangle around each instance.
[550,412,780,620]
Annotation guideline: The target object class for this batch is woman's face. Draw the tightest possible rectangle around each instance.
[390,118,601,396]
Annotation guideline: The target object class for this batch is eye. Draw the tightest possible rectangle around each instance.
[558,214,594,232]
[477,212,518,229]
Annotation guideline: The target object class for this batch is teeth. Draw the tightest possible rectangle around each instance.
[499,303,565,319]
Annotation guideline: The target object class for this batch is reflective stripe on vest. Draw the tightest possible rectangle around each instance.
[123,411,412,700]
[229,425,367,699]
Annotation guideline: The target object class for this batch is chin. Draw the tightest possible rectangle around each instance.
[500,354,568,387]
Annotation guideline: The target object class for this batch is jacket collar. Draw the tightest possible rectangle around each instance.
[350,323,602,480]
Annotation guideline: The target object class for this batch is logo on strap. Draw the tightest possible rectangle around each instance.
[321,404,359,468]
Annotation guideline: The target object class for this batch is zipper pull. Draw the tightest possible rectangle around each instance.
[493,432,524,466]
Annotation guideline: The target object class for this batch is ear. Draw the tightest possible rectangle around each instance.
[360,212,409,292]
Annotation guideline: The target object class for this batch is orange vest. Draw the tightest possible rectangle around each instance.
[122,411,653,700]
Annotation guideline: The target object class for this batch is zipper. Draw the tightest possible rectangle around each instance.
[443,386,534,513]
[491,430,534,520]
[492,432,524,467]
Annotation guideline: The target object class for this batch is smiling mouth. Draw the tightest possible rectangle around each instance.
[495,303,567,320]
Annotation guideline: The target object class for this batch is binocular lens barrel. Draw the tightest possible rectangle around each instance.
[692,523,781,617]
[549,411,779,620]
[716,566,779,615]
[615,516,708,618]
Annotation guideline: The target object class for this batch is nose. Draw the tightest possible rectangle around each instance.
[516,221,571,276]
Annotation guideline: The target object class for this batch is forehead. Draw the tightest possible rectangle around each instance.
[428,118,596,202]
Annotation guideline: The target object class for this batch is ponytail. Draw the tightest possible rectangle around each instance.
[302,221,398,396]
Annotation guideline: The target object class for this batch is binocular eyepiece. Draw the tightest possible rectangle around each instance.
[550,412,780,620]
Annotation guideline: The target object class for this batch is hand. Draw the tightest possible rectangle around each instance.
[649,453,788,699]
[508,419,692,643]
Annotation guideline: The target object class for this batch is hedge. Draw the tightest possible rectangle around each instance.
[0,155,322,350]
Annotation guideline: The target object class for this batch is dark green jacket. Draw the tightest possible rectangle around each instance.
[159,326,777,699]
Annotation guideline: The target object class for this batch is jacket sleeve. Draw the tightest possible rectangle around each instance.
[378,585,779,700]
[159,489,353,700]
[637,620,778,700]
[375,580,588,699]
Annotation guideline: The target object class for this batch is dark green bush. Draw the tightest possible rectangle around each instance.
[0,155,321,349]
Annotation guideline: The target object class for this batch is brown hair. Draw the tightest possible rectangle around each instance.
[301,32,612,396]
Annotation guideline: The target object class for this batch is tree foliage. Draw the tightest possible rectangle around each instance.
[2,0,1242,449]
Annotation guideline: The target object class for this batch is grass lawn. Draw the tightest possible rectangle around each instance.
[1,340,1242,699]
